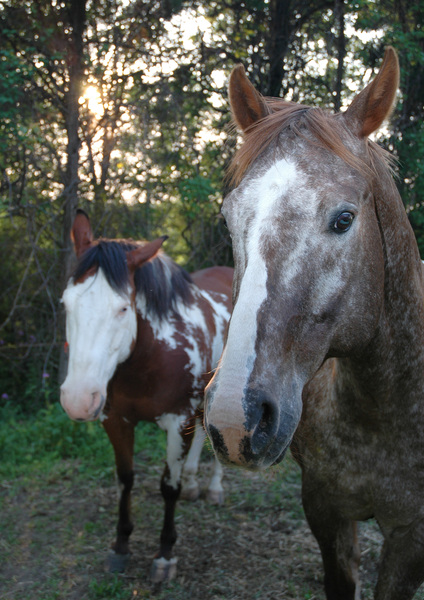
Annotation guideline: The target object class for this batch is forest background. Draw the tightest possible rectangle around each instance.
[0,0,423,406]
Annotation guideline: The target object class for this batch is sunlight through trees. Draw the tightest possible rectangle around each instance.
[0,0,423,404]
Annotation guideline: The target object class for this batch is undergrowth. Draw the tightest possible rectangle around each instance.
[0,399,166,480]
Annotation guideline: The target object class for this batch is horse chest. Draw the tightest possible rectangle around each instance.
[296,381,424,524]
[106,340,206,424]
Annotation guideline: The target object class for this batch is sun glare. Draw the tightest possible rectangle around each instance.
[82,85,104,117]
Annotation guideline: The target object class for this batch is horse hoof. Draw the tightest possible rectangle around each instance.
[107,550,130,573]
[150,556,178,583]
[181,484,200,501]
[207,489,224,505]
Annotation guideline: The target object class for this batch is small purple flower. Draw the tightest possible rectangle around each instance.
[0,339,4,345]
[18,330,24,336]
[42,372,50,379]
[29,335,36,343]
[1,393,9,400]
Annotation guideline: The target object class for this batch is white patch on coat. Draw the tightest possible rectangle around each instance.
[136,294,179,350]
[136,285,230,390]
[199,289,231,366]
[156,413,188,489]
[177,293,211,387]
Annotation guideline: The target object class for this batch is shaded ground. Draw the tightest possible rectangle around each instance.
[1,450,423,600]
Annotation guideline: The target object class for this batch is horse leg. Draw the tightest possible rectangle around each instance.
[102,414,135,573]
[302,483,361,600]
[181,417,225,504]
[151,416,193,583]
[207,455,224,505]
[181,417,204,501]
[374,522,424,600]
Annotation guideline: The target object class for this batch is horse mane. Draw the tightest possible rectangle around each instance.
[228,98,394,187]
[72,239,194,320]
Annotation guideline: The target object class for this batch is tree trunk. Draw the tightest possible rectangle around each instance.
[266,0,291,97]
[333,0,346,112]
[61,0,86,282]
[59,0,87,383]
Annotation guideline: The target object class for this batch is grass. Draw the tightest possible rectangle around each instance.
[0,399,318,600]
[88,576,129,599]
[1,400,424,599]
[0,400,166,480]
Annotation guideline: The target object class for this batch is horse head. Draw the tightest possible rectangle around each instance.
[205,48,400,468]
[60,211,166,421]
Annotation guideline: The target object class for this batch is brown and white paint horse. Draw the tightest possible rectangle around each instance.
[205,48,424,599]
[61,210,232,581]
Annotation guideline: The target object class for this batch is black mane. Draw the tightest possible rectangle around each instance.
[73,239,194,320]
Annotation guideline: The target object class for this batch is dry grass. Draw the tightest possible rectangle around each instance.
[3,443,419,600]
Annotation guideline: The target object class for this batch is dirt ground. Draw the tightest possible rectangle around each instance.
[1,450,423,600]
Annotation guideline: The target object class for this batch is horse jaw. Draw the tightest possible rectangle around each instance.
[60,270,137,421]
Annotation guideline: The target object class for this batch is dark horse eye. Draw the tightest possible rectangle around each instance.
[333,211,354,233]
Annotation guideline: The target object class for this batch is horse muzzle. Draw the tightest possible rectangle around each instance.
[205,384,301,469]
[60,384,106,422]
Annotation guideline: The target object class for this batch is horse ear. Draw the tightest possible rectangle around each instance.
[126,236,168,271]
[71,209,93,258]
[343,46,399,138]
[229,64,270,132]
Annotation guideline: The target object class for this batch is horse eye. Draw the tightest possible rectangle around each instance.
[332,211,354,233]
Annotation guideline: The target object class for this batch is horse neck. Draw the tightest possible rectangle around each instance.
[340,169,424,406]
[132,285,193,360]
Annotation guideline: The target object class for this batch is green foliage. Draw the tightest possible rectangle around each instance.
[88,576,128,599]
[0,399,166,479]
[0,211,62,406]
[0,48,34,155]
[353,0,424,252]
[395,121,424,254]
[2,0,424,405]
[0,401,109,478]
[178,175,216,213]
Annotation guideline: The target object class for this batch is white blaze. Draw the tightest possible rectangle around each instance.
[61,270,137,420]
[216,159,299,395]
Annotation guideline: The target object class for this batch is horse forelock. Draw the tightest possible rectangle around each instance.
[227,99,394,187]
[72,239,194,319]
[73,239,136,293]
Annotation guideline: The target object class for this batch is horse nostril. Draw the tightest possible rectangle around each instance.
[90,390,100,407]
[91,393,106,419]
[258,399,277,432]
[248,394,279,455]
